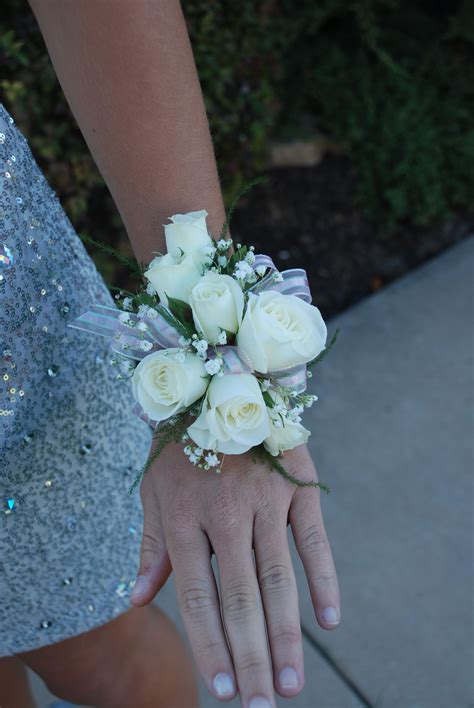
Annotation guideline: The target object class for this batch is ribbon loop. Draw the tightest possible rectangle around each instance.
[68,260,311,393]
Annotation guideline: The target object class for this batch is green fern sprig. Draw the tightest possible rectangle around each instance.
[307,328,339,369]
[80,232,143,277]
[128,414,190,494]
[219,177,266,241]
[254,445,330,493]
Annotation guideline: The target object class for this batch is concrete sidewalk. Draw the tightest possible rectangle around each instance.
[30,238,473,707]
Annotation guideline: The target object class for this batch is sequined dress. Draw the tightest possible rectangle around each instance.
[0,104,152,655]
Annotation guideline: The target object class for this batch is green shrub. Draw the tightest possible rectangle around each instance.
[1,0,473,238]
[279,0,474,230]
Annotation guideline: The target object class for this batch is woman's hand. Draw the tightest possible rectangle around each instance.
[131,444,340,707]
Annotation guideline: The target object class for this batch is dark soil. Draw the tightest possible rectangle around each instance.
[232,155,473,319]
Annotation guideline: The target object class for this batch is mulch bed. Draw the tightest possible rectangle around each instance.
[232,155,473,319]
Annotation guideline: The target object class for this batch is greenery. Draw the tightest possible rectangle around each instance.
[128,414,191,495]
[254,445,330,493]
[1,0,473,242]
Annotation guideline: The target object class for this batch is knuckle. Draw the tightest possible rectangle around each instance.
[299,523,327,556]
[314,571,335,586]
[167,507,198,540]
[236,649,268,674]
[179,580,217,619]
[272,624,302,647]
[139,532,162,569]
[259,561,294,593]
[195,637,230,663]
[223,582,259,621]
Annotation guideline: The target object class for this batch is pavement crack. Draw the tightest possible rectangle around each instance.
[301,623,374,707]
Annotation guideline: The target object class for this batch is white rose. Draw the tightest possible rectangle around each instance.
[187,373,270,454]
[189,271,244,343]
[131,348,208,424]
[264,395,310,456]
[144,252,201,306]
[164,210,213,258]
[237,291,327,372]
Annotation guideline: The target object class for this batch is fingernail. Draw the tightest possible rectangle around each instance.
[249,697,272,708]
[130,575,149,600]
[212,672,235,698]
[322,606,340,625]
[279,666,298,689]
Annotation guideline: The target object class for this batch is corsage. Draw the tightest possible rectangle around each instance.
[70,205,337,493]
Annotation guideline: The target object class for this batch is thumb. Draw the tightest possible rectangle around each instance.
[130,488,171,606]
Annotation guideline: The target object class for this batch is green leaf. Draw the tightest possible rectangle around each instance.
[166,295,193,324]
[262,390,275,408]
[156,304,195,339]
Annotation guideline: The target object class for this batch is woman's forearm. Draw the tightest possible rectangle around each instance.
[29,0,225,263]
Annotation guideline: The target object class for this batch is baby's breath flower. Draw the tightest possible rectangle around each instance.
[255,265,267,277]
[246,271,257,284]
[245,251,256,265]
[205,452,219,467]
[122,297,133,311]
[118,312,131,324]
[234,260,253,281]
[217,255,228,267]
[193,339,209,356]
[216,238,232,251]
[273,272,284,282]
[140,340,153,352]
[137,304,148,318]
[204,358,223,376]
[120,360,134,374]
[146,282,156,295]
[146,307,158,319]
[201,243,217,258]
[236,260,252,274]
[260,379,271,392]
[217,330,227,345]
[137,321,148,331]
[178,336,191,347]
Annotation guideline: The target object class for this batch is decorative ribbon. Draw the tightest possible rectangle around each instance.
[68,304,181,360]
[251,254,311,303]
[69,256,312,428]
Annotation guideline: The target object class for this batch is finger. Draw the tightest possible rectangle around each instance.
[254,511,304,698]
[130,487,171,606]
[213,527,276,708]
[168,521,237,702]
[289,489,341,629]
